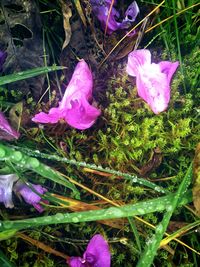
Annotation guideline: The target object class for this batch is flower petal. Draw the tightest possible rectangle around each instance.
[124,1,140,22]
[158,61,179,84]
[0,174,19,208]
[0,112,20,140]
[126,49,151,77]
[60,60,93,109]
[14,182,47,212]
[32,107,63,124]
[68,257,86,267]
[0,50,7,71]
[64,97,101,130]
[84,234,111,267]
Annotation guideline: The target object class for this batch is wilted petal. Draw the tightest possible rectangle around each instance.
[0,174,19,208]
[158,61,179,84]
[14,181,47,212]
[120,1,139,29]
[0,112,20,140]
[60,60,93,109]
[32,107,62,124]
[64,96,101,130]
[84,234,111,267]
[126,49,179,114]
[68,257,85,267]
[0,50,7,71]
[32,60,100,130]
[126,49,151,77]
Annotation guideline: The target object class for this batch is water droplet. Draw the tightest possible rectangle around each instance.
[27,158,40,168]
[12,151,23,161]
[132,178,137,183]
[72,217,79,223]
[3,221,13,229]
[56,213,64,221]
[156,224,163,233]
[137,208,145,214]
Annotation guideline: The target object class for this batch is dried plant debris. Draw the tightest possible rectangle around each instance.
[193,143,200,216]
[0,0,47,100]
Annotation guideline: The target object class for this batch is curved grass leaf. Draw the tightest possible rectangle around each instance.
[136,163,193,267]
[10,145,168,194]
[0,143,80,198]
[0,249,16,267]
[0,190,192,232]
[0,65,66,86]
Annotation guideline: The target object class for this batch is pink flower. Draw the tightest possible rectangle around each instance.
[0,112,20,140]
[14,181,47,213]
[68,234,111,267]
[0,174,19,208]
[126,49,179,114]
[32,60,101,130]
[90,0,139,35]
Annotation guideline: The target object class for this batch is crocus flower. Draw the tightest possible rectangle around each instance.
[0,174,19,208]
[0,50,7,71]
[0,111,20,140]
[68,234,111,267]
[90,0,139,35]
[14,181,47,212]
[126,49,179,114]
[32,60,101,130]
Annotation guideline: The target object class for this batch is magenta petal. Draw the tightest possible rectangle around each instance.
[60,60,93,109]
[64,97,101,130]
[14,182,47,212]
[158,61,179,84]
[126,49,151,77]
[84,234,111,267]
[68,257,85,267]
[124,1,140,22]
[0,112,20,140]
[32,107,63,124]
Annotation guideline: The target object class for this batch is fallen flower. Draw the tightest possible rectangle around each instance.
[0,111,20,140]
[14,181,47,213]
[90,0,139,34]
[0,50,7,71]
[0,174,19,208]
[126,49,179,114]
[68,234,111,267]
[32,60,101,130]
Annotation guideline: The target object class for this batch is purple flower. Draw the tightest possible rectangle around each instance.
[126,49,179,114]
[90,0,139,34]
[0,174,19,208]
[68,234,111,267]
[0,50,7,71]
[14,181,47,212]
[0,112,20,140]
[32,60,101,130]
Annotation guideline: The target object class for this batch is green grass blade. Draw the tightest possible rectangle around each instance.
[136,163,193,267]
[10,145,168,194]
[0,249,16,267]
[0,65,66,86]
[0,143,80,198]
[0,190,192,232]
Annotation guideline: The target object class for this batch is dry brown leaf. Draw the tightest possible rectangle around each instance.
[61,0,72,50]
[193,143,200,216]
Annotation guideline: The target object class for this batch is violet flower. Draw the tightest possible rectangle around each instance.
[0,174,19,208]
[90,0,139,35]
[126,49,179,114]
[0,50,7,71]
[0,111,20,140]
[32,60,101,130]
[68,234,111,267]
[14,181,47,212]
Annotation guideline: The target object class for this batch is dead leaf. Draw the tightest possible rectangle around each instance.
[193,143,200,216]
[61,0,72,50]
[73,0,87,27]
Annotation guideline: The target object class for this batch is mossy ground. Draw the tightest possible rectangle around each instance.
[0,0,200,266]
